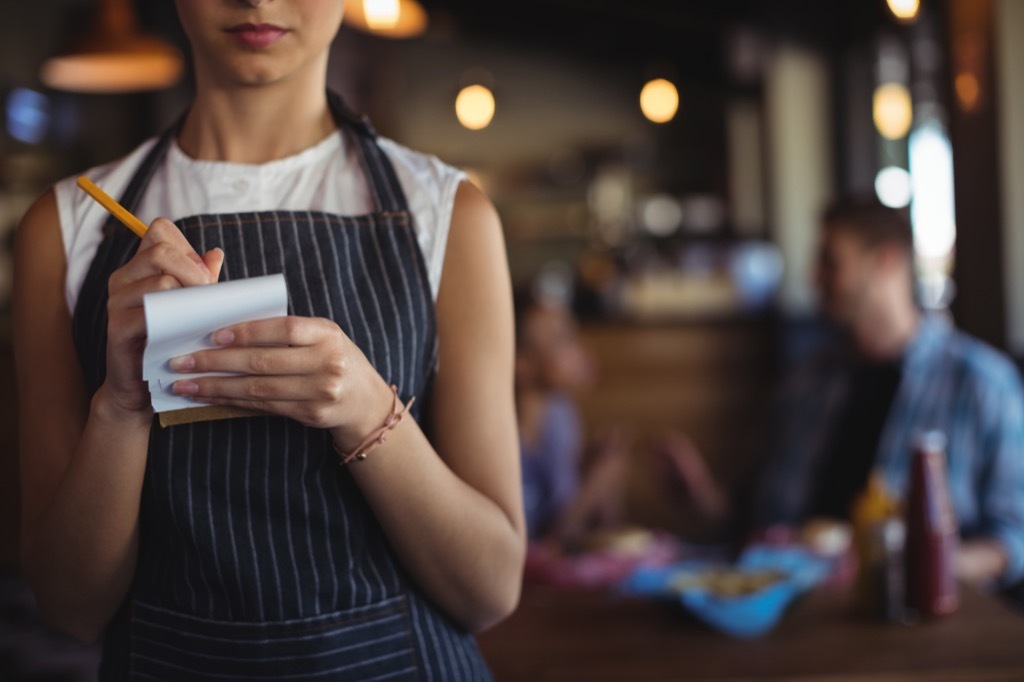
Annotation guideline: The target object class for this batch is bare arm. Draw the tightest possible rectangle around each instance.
[175,182,526,632]
[357,182,525,630]
[15,195,219,642]
[659,431,730,522]
[553,430,630,545]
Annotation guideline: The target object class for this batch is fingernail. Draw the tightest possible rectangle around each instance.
[173,381,199,395]
[213,329,235,345]
[169,355,195,371]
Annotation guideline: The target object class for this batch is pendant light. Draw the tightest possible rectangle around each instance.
[343,0,429,39]
[40,0,183,94]
[640,78,679,124]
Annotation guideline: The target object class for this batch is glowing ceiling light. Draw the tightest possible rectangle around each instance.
[886,0,921,22]
[364,0,400,29]
[874,166,913,208]
[455,85,496,131]
[343,0,428,39]
[873,83,913,140]
[640,79,679,124]
[955,72,981,112]
[39,0,183,94]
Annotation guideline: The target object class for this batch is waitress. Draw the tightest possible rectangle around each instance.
[14,0,524,679]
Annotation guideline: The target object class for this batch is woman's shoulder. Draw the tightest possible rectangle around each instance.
[56,137,161,202]
[374,138,468,300]
[55,136,162,312]
[54,137,161,235]
[376,137,467,200]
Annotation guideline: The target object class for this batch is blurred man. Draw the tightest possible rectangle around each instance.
[668,197,1024,588]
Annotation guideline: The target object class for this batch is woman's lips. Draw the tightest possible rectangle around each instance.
[225,23,288,49]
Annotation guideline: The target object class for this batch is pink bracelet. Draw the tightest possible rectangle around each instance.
[333,385,415,465]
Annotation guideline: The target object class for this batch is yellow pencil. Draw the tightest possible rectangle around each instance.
[76,176,149,238]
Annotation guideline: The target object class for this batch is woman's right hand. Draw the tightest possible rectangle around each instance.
[102,217,223,414]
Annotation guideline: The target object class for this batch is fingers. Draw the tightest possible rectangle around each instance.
[106,306,148,351]
[203,247,224,283]
[108,272,185,311]
[211,316,337,349]
[164,317,362,430]
[173,377,343,429]
[109,218,214,293]
[146,217,214,283]
[170,345,324,376]
[173,374,339,403]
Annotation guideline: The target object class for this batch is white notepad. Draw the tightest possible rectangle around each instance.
[142,273,288,413]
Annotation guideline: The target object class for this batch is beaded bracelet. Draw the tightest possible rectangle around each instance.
[333,384,415,465]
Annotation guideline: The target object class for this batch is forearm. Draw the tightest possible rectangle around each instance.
[956,538,1009,585]
[21,386,152,641]
[345,419,525,633]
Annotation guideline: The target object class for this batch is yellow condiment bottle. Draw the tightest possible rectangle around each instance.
[850,471,899,617]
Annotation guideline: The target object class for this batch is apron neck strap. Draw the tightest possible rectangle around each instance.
[327,90,410,214]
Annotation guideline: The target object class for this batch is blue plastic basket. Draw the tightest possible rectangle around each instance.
[621,545,831,638]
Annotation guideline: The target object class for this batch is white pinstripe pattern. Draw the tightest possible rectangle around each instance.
[298,221,348,611]
[400,224,438,374]
[75,111,492,680]
[159,428,198,612]
[261,418,286,621]
[204,425,233,619]
[269,211,307,619]
[279,220,326,613]
[133,612,409,645]
[316,216,369,605]
[131,630,409,661]
[409,596,442,682]
[338,218,379,370]
[383,227,420,388]
[131,653,416,680]
[351,223,393,382]
[368,224,407,391]
[232,224,268,622]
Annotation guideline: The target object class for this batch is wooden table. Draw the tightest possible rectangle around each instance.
[477,583,1024,681]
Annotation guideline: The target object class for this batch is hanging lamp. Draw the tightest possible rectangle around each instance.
[343,0,429,39]
[40,0,183,94]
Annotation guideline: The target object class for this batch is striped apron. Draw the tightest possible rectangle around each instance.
[71,94,493,681]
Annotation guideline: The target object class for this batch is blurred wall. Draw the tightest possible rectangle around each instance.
[765,42,833,315]
[389,41,649,171]
[996,0,1024,357]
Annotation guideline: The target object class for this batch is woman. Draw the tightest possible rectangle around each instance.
[14,1,525,679]
[514,288,628,545]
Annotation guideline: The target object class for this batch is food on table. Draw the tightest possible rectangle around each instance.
[669,566,786,598]
[582,526,656,557]
[801,518,853,558]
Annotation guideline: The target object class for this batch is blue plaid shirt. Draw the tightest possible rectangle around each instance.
[751,315,1024,585]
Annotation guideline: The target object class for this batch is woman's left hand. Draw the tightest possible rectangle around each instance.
[169,316,390,446]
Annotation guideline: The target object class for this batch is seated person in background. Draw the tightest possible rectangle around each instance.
[665,197,1024,589]
[515,287,629,546]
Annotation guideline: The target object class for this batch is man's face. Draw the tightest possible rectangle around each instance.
[815,224,876,326]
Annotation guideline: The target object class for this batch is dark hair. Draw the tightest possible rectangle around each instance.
[821,197,914,254]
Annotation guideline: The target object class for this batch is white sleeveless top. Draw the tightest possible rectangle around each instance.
[54,132,466,313]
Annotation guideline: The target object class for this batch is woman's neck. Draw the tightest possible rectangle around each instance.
[177,78,336,164]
